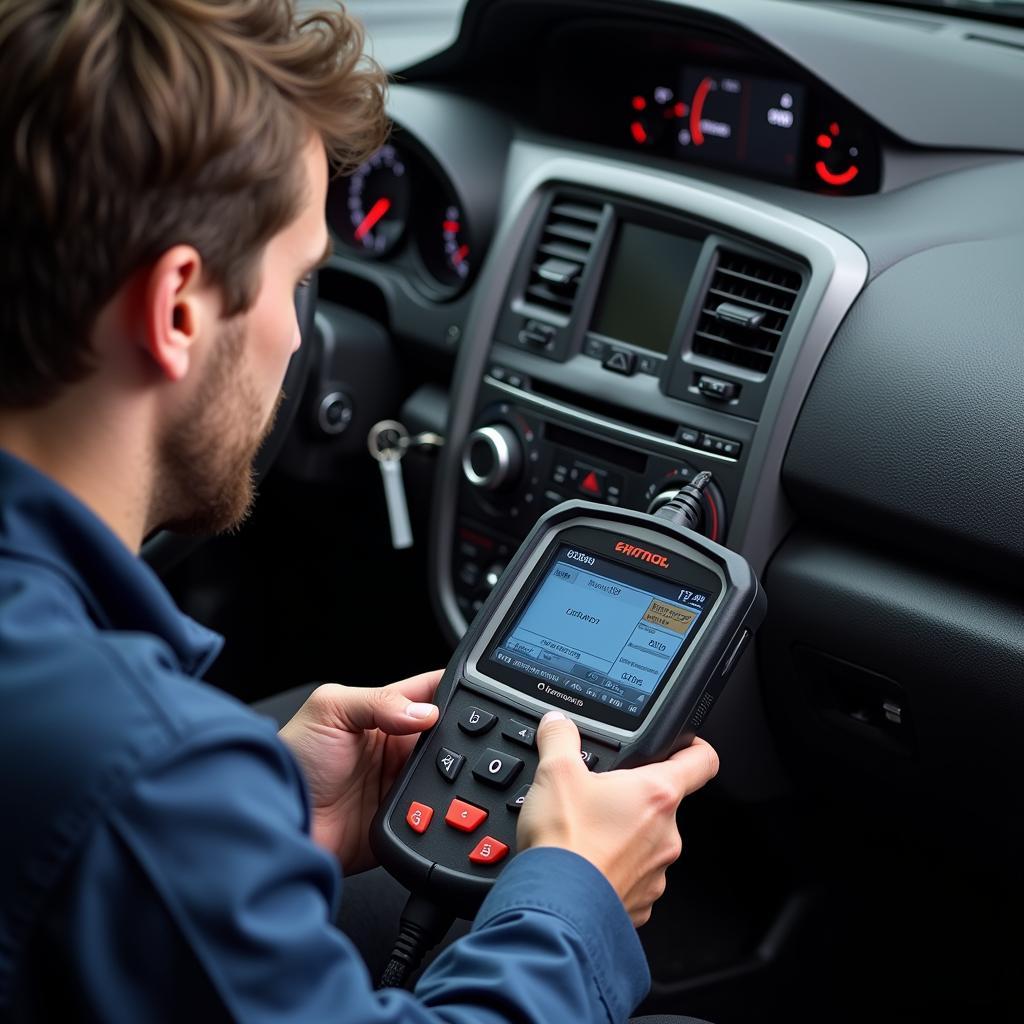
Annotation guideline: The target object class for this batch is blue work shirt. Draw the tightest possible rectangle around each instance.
[0,449,649,1022]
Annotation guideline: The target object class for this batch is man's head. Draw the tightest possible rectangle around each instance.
[0,1,387,536]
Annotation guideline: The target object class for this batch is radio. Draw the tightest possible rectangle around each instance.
[371,475,765,917]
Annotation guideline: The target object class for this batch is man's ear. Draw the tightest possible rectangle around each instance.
[142,246,212,382]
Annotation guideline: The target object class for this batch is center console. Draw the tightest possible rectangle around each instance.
[450,187,803,625]
[424,146,866,798]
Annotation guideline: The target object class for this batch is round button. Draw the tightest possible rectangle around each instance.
[461,424,523,491]
[316,391,354,436]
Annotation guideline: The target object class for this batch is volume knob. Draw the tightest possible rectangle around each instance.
[461,425,523,491]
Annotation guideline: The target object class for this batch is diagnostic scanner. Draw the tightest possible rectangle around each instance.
[371,487,765,917]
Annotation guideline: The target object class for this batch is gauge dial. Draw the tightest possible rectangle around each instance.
[333,145,411,256]
[418,199,473,290]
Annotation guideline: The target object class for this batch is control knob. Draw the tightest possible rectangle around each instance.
[462,425,522,491]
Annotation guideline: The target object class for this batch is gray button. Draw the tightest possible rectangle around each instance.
[437,747,465,781]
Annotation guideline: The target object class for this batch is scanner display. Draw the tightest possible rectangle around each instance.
[485,544,710,718]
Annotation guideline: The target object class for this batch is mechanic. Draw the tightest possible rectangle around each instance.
[0,3,719,1022]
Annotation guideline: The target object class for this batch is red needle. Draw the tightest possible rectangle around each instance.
[690,77,713,146]
[354,197,391,241]
[452,244,470,266]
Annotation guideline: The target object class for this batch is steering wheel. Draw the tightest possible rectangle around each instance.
[141,277,318,574]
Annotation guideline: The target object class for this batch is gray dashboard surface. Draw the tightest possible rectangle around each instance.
[411,0,1024,153]
[783,232,1024,579]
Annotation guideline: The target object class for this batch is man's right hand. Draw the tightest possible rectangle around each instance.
[517,711,720,926]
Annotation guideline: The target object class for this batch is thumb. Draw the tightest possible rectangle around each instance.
[536,711,584,769]
[321,682,439,736]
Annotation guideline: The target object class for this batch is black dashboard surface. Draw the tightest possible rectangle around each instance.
[783,233,1024,582]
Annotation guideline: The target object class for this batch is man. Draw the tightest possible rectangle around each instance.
[0,2,719,1021]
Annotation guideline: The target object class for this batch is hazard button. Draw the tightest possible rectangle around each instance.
[469,835,509,865]
[578,469,603,498]
[602,348,636,376]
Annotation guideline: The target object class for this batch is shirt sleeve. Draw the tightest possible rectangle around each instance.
[37,724,649,1024]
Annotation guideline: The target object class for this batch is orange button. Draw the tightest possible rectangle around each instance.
[444,798,488,833]
[406,801,433,834]
[469,835,509,865]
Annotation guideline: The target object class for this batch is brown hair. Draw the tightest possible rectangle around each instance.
[0,0,388,407]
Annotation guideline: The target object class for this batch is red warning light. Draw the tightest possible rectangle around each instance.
[673,101,687,117]
[816,133,833,149]
[815,161,859,187]
[829,122,841,136]
[630,121,648,144]
[632,95,647,111]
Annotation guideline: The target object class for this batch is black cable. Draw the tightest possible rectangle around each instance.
[653,470,713,531]
[378,892,455,989]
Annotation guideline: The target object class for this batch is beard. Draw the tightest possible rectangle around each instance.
[155,319,282,536]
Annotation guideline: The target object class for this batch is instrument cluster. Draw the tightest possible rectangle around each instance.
[327,137,476,297]
[538,23,881,195]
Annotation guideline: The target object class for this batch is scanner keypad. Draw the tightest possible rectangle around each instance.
[392,686,619,876]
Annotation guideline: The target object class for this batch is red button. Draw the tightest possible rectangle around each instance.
[405,802,433,834]
[469,835,509,865]
[580,470,602,496]
[445,798,488,833]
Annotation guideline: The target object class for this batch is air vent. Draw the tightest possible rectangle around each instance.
[692,251,802,374]
[522,199,603,323]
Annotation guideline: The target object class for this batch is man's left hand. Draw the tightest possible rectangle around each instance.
[278,671,442,874]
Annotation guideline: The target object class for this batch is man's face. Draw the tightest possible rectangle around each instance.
[157,136,331,535]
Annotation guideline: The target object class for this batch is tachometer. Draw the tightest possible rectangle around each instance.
[331,144,411,256]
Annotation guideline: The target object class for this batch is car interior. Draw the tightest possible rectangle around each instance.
[148,1,1024,1020]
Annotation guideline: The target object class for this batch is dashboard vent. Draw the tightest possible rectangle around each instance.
[692,251,803,374]
[522,199,603,322]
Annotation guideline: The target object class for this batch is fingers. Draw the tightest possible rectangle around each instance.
[535,711,584,774]
[657,737,720,799]
[321,676,441,736]
[384,669,444,705]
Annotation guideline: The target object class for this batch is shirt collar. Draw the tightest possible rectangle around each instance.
[0,449,223,677]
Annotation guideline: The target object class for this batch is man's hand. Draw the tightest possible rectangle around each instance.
[517,711,719,927]
[278,671,441,875]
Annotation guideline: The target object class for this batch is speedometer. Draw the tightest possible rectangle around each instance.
[331,144,411,257]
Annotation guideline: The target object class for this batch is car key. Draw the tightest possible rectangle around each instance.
[368,419,414,550]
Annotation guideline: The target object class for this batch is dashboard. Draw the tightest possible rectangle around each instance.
[309,0,1024,837]
[538,21,880,192]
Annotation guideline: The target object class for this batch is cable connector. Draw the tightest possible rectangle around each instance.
[378,892,455,990]
[653,470,713,531]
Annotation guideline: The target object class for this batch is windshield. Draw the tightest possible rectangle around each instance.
[299,1,466,69]
[299,0,1021,73]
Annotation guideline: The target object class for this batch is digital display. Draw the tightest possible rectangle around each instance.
[676,69,805,180]
[590,223,702,354]
[485,544,710,718]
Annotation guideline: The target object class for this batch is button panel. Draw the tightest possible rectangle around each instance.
[391,688,620,883]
